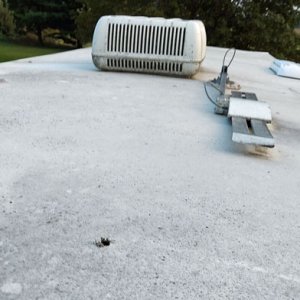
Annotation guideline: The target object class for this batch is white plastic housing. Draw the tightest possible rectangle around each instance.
[270,60,300,80]
[92,15,206,76]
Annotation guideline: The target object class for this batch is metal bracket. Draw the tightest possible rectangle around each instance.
[214,95,230,115]
[207,69,275,148]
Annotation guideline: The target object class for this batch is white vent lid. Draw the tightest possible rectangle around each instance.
[270,60,300,80]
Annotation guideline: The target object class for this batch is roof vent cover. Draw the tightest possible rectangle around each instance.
[92,15,206,76]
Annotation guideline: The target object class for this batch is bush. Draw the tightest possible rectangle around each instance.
[0,0,15,37]
[75,0,300,61]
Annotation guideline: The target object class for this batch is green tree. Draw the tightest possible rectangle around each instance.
[75,0,163,45]
[7,0,80,45]
[75,0,237,47]
[75,0,300,60]
[121,0,163,16]
[174,0,237,47]
[75,0,119,45]
[232,0,300,59]
[0,0,15,37]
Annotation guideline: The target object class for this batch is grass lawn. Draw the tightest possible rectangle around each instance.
[0,38,67,63]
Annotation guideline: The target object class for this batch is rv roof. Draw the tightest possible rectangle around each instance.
[0,47,300,299]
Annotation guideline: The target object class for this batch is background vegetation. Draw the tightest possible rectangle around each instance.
[1,0,300,62]
[0,37,65,62]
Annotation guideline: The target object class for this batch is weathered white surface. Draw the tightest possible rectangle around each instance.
[0,47,300,299]
[1,282,22,295]
[228,98,272,122]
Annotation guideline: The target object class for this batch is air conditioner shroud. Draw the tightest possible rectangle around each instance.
[92,15,206,76]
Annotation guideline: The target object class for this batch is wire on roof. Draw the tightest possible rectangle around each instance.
[222,48,236,68]
[204,82,224,108]
[204,48,237,108]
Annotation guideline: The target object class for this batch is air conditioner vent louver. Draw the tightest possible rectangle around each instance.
[106,23,186,56]
[92,16,206,76]
[107,58,183,72]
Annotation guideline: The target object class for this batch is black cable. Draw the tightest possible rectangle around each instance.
[204,82,223,108]
[207,81,223,94]
[222,48,236,68]
[204,48,236,108]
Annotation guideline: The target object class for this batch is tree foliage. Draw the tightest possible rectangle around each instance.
[75,0,119,45]
[75,0,300,60]
[7,0,80,45]
[4,0,300,60]
[232,0,300,59]
[0,0,15,37]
